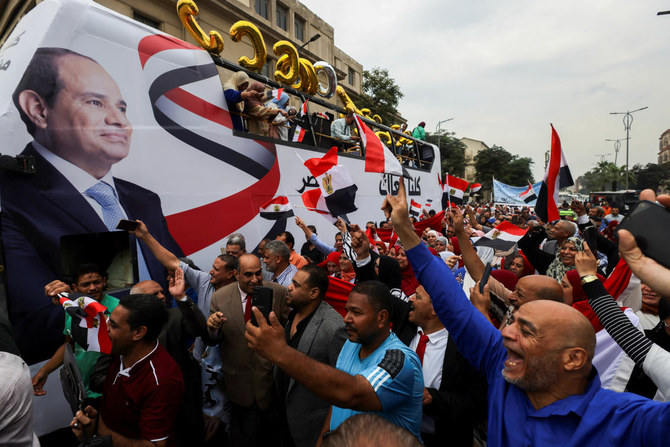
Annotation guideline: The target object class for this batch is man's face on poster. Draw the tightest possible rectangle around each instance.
[24,54,132,177]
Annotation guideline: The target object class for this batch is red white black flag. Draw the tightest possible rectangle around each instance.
[535,125,573,222]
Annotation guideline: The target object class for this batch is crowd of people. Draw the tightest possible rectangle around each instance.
[3,180,670,447]
[220,69,428,166]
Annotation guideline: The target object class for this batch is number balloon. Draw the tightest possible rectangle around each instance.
[177,0,224,54]
[229,21,267,70]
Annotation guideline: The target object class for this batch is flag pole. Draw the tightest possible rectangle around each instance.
[446,172,451,208]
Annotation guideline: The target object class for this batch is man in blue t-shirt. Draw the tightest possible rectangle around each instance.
[246,280,424,441]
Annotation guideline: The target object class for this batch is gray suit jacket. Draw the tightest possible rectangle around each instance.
[278,301,346,447]
[209,281,287,410]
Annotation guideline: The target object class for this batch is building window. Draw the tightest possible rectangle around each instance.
[255,0,269,19]
[294,16,305,41]
[348,67,355,86]
[276,3,288,30]
[262,59,272,77]
[133,12,161,30]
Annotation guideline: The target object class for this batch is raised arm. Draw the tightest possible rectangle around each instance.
[246,309,382,411]
[451,208,485,281]
[131,220,180,272]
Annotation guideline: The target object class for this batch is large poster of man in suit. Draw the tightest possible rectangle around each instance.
[1,47,183,363]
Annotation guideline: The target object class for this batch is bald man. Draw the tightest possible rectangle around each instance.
[383,178,670,446]
[131,271,208,447]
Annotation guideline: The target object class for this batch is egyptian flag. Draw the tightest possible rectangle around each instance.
[301,188,337,224]
[520,181,537,204]
[270,88,284,100]
[535,124,574,222]
[409,200,422,219]
[441,174,469,208]
[303,147,358,217]
[59,292,112,354]
[355,115,409,177]
[259,196,294,220]
[292,100,309,143]
[470,183,482,193]
[474,221,529,253]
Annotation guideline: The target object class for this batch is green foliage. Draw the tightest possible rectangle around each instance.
[579,161,632,192]
[474,145,534,191]
[630,162,670,191]
[425,131,466,178]
[358,67,404,124]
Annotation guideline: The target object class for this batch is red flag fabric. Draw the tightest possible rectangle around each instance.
[470,183,482,193]
[355,114,407,177]
[304,146,338,177]
[325,276,355,317]
[535,124,574,222]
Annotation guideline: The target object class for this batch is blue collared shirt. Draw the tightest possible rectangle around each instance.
[273,263,297,288]
[406,243,670,447]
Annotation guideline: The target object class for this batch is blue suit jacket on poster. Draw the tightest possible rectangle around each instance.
[0,144,183,363]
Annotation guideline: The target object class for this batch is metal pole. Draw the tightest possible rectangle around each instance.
[610,106,647,190]
[435,118,454,149]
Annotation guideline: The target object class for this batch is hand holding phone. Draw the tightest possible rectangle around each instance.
[116,219,139,232]
[250,287,274,326]
[480,263,492,294]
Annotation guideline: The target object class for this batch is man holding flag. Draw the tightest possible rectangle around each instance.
[33,264,118,402]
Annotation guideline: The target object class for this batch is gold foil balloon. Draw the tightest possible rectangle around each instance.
[177,0,224,54]
[391,124,400,130]
[336,85,363,115]
[313,61,337,98]
[360,108,371,118]
[229,21,267,70]
[300,59,319,95]
[376,131,392,145]
[372,114,382,124]
[273,41,299,84]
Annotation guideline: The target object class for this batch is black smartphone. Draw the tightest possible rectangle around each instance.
[617,200,670,269]
[250,286,274,326]
[480,262,492,293]
[582,226,598,254]
[116,219,139,231]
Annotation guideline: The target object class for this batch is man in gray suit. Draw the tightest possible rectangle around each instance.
[277,264,347,447]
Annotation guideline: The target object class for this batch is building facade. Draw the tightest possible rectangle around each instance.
[460,137,489,182]
[659,129,670,164]
[0,0,363,108]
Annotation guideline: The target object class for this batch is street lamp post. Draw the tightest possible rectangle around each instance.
[436,118,454,149]
[297,33,321,52]
[605,138,624,165]
[609,106,647,190]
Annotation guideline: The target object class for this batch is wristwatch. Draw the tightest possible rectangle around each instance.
[580,274,599,286]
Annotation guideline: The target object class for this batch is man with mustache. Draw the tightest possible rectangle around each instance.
[246,280,424,441]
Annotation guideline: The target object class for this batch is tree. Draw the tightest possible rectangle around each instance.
[425,131,466,178]
[630,162,670,191]
[357,67,404,124]
[473,145,534,192]
[579,161,632,192]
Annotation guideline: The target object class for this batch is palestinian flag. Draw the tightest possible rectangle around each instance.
[59,292,111,354]
[303,147,358,217]
[259,196,294,220]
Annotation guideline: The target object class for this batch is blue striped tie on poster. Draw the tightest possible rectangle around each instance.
[492,179,543,206]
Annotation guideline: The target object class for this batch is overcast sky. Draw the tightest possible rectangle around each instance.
[301,0,670,183]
